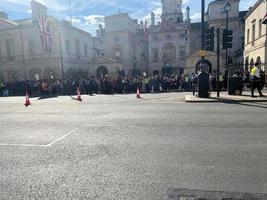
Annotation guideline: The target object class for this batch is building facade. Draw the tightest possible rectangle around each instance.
[186,0,247,74]
[244,0,267,74]
[0,0,253,83]
[0,1,94,83]
[93,13,148,76]
[147,0,190,75]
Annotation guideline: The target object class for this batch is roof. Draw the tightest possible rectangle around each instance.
[239,11,248,19]
[14,18,33,25]
[0,17,18,26]
[190,22,201,29]
[244,0,263,19]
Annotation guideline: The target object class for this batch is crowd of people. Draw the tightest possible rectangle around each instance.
[0,73,221,97]
[0,69,265,97]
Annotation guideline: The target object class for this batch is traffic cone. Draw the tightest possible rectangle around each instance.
[76,88,82,102]
[136,87,141,99]
[24,92,31,107]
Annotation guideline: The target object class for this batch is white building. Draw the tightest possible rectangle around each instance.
[147,0,190,75]
[244,0,267,75]
[0,1,94,82]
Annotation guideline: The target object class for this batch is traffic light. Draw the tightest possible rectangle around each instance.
[223,29,233,49]
[227,56,233,64]
[205,27,214,51]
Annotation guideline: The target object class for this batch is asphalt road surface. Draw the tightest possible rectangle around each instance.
[0,93,267,199]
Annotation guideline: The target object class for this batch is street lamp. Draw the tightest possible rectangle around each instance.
[56,25,65,80]
[224,2,231,60]
[224,2,231,82]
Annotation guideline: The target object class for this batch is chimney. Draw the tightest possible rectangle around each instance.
[151,12,155,26]
[186,6,190,22]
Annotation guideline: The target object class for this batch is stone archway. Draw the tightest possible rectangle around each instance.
[96,66,108,78]
[250,58,254,68]
[244,57,249,73]
[44,69,56,80]
[195,59,212,73]
[8,71,17,82]
[29,70,41,81]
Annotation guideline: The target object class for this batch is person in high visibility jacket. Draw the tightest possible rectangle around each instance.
[250,62,264,97]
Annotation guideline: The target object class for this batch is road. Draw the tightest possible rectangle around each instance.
[0,93,267,199]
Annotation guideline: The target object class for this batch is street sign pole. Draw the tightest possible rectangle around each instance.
[217,28,220,97]
[201,0,205,71]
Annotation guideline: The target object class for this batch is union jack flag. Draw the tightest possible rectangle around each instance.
[37,14,52,52]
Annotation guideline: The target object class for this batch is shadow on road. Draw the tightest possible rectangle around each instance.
[38,95,58,100]
[219,100,267,109]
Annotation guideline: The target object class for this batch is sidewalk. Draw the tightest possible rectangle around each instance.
[185,90,267,103]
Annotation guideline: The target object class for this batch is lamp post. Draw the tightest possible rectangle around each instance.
[201,0,205,71]
[224,2,231,73]
[56,25,65,80]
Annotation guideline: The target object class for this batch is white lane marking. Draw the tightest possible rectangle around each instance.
[0,143,48,147]
[46,125,119,146]
[46,127,80,147]
[0,124,119,148]
[81,125,118,127]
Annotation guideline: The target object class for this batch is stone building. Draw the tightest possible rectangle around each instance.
[93,13,148,76]
[147,0,190,75]
[186,0,247,74]
[244,0,267,74]
[0,1,94,83]
[93,0,191,76]
[0,0,253,82]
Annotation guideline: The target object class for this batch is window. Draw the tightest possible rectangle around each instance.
[152,48,159,63]
[141,52,145,61]
[163,43,176,62]
[180,32,185,39]
[259,19,262,37]
[180,49,185,57]
[29,40,35,55]
[66,40,70,54]
[112,45,122,61]
[166,34,172,39]
[252,24,255,46]
[247,29,250,44]
[114,36,119,42]
[84,45,88,57]
[6,39,15,60]
[75,39,80,58]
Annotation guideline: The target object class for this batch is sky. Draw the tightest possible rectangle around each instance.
[0,0,258,35]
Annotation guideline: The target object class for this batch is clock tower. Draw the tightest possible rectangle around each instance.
[161,0,183,23]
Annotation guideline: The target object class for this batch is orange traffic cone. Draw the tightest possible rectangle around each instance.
[77,88,82,102]
[24,92,31,107]
[136,87,141,99]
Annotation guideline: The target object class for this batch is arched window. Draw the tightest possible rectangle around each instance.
[112,45,122,61]
[8,71,17,82]
[162,43,176,62]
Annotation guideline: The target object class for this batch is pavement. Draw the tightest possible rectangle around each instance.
[0,93,267,200]
[185,90,267,103]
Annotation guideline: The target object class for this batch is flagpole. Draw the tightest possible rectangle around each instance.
[69,0,72,25]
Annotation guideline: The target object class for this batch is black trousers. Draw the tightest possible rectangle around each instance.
[251,79,263,97]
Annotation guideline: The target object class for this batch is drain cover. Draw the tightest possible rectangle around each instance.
[167,188,267,200]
